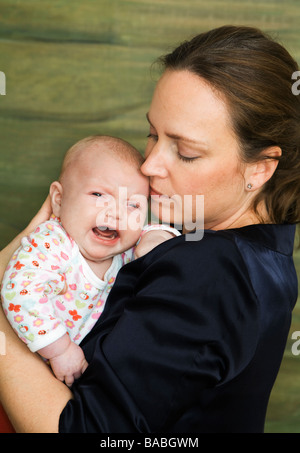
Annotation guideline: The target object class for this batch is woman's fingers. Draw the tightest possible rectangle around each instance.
[27,195,52,233]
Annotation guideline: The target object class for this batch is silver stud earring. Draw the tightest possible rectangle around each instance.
[247,183,253,189]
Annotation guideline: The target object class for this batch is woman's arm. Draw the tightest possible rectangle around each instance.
[0,313,72,432]
[0,196,72,432]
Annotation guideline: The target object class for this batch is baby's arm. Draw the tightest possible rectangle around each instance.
[134,225,181,259]
[1,220,88,386]
[38,334,88,387]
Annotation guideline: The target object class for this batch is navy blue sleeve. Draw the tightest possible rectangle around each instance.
[59,234,259,433]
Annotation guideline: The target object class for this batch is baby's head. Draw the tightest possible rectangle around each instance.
[50,135,149,263]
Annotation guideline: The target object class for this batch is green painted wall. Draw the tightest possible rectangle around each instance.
[1,0,300,432]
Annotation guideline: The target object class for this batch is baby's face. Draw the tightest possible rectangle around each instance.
[56,147,149,264]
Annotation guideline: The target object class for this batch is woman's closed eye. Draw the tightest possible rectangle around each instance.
[177,152,199,163]
[147,133,158,141]
[146,125,201,165]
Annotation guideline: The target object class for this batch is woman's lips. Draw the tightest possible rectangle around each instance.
[150,188,170,199]
[150,187,161,196]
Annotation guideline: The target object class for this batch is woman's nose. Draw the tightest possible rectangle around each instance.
[141,146,168,178]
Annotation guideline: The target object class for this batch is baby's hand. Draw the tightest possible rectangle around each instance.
[134,229,176,259]
[49,341,88,387]
[38,333,88,387]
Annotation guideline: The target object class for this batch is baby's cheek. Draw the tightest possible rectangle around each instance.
[124,227,143,248]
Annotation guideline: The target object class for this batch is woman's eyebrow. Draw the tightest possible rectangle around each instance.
[146,112,208,147]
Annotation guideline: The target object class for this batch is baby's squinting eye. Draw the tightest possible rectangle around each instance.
[128,201,140,209]
[92,192,103,197]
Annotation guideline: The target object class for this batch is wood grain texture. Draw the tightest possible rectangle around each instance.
[0,0,300,432]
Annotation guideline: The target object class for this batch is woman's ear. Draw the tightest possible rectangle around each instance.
[245,146,281,191]
[49,181,63,217]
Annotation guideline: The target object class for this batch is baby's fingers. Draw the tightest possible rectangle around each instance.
[65,361,89,387]
[81,359,89,374]
[64,374,75,388]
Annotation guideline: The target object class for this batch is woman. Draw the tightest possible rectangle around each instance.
[0,25,300,433]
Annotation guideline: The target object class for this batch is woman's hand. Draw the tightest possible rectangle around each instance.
[0,196,52,281]
[25,195,52,234]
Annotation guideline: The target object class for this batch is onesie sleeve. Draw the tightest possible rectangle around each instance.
[141,223,181,237]
[121,224,181,263]
[1,220,73,352]
[59,234,260,433]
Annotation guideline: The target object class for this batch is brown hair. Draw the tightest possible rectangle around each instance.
[158,25,300,224]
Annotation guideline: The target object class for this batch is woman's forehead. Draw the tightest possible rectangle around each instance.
[149,70,235,146]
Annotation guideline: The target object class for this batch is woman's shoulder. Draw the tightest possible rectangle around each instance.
[144,223,295,261]
[139,227,246,286]
[140,223,296,288]
[142,225,245,267]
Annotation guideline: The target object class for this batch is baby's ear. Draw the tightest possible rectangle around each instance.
[49,181,63,217]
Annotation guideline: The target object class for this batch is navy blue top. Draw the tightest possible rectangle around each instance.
[59,224,298,433]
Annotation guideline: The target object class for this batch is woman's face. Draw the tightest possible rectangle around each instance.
[141,70,253,231]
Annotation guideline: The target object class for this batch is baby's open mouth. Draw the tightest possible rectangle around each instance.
[92,226,119,240]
